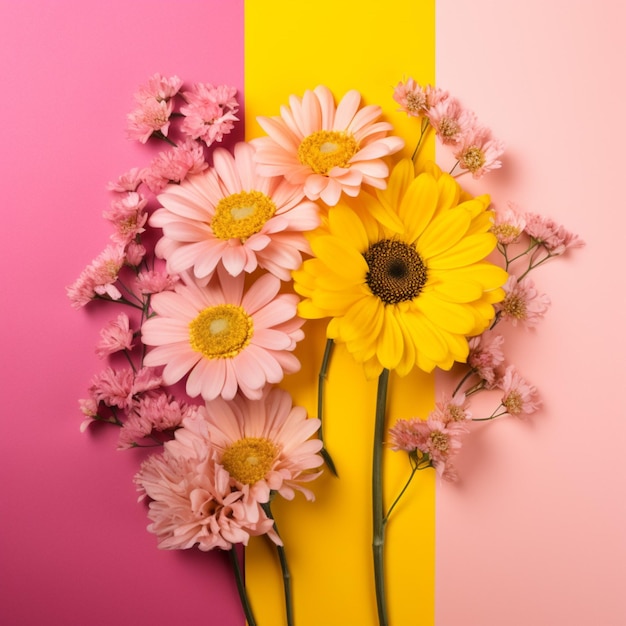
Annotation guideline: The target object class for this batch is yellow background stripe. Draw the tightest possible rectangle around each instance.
[245,1,436,623]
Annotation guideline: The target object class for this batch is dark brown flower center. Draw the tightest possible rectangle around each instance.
[363,239,427,305]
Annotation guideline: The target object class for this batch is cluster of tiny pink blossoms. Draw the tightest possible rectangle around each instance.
[386,112,583,483]
[393,77,505,178]
[69,74,326,566]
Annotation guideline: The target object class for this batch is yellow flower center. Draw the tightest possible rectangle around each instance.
[461,146,486,173]
[491,224,522,243]
[297,130,358,175]
[221,437,279,485]
[211,191,276,240]
[405,91,426,114]
[430,431,449,453]
[188,304,253,359]
[438,118,460,139]
[503,293,526,320]
[504,391,523,415]
[364,239,428,305]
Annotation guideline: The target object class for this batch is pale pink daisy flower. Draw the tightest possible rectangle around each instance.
[127,98,174,143]
[498,365,540,417]
[106,168,143,193]
[180,83,239,147]
[135,419,279,551]
[141,138,209,194]
[201,386,323,503]
[141,268,304,402]
[252,85,404,206]
[499,275,550,328]
[454,126,504,179]
[89,366,162,411]
[492,202,526,245]
[95,313,135,358]
[426,97,476,145]
[102,192,149,245]
[523,213,585,255]
[151,142,320,282]
[66,244,126,308]
[135,270,179,295]
[468,331,506,387]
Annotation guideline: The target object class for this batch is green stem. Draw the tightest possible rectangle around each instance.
[373,368,390,626]
[384,462,419,525]
[228,546,257,626]
[262,502,294,626]
[318,338,338,476]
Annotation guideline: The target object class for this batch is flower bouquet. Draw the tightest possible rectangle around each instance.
[69,72,582,625]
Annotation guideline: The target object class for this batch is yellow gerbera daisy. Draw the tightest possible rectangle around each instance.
[292,159,508,377]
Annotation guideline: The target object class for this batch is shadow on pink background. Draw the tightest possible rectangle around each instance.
[1,1,624,625]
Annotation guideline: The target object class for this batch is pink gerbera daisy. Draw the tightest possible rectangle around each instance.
[151,141,320,281]
[141,267,304,401]
[201,386,323,503]
[252,85,404,206]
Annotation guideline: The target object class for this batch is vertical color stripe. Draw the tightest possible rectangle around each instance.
[244,1,436,623]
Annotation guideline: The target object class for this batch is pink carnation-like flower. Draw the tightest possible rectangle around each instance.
[468,331,506,387]
[499,275,550,328]
[141,268,304,401]
[151,142,320,282]
[430,393,472,424]
[127,98,174,143]
[118,392,199,449]
[135,270,179,295]
[426,97,476,146]
[125,241,146,266]
[126,73,182,144]
[393,78,448,116]
[523,213,585,255]
[89,366,162,411]
[141,138,209,194]
[252,85,404,206]
[453,126,504,179]
[134,73,183,103]
[201,386,323,503]
[66,245,126,308]
[180,83,239,147]
[492,202,526,245]
[389,417,467,481]
[106,168,143,193]
[95,313,135,358]
[135,420,279,551]
[498,365,540,417]
[102,191,149,246]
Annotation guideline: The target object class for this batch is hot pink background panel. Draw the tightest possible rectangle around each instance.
[435,1,626,625]
[0,2,245,625]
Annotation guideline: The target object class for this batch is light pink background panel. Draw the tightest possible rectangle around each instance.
[0,2,245,625]
[435,1,626,625]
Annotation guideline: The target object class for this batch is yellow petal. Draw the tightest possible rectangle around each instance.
[427,233,498,269]
[417,207,471,259]
[310,235,368,279]
[376,307,404,370]
[413,292,476,334]
[398,172,439,242]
